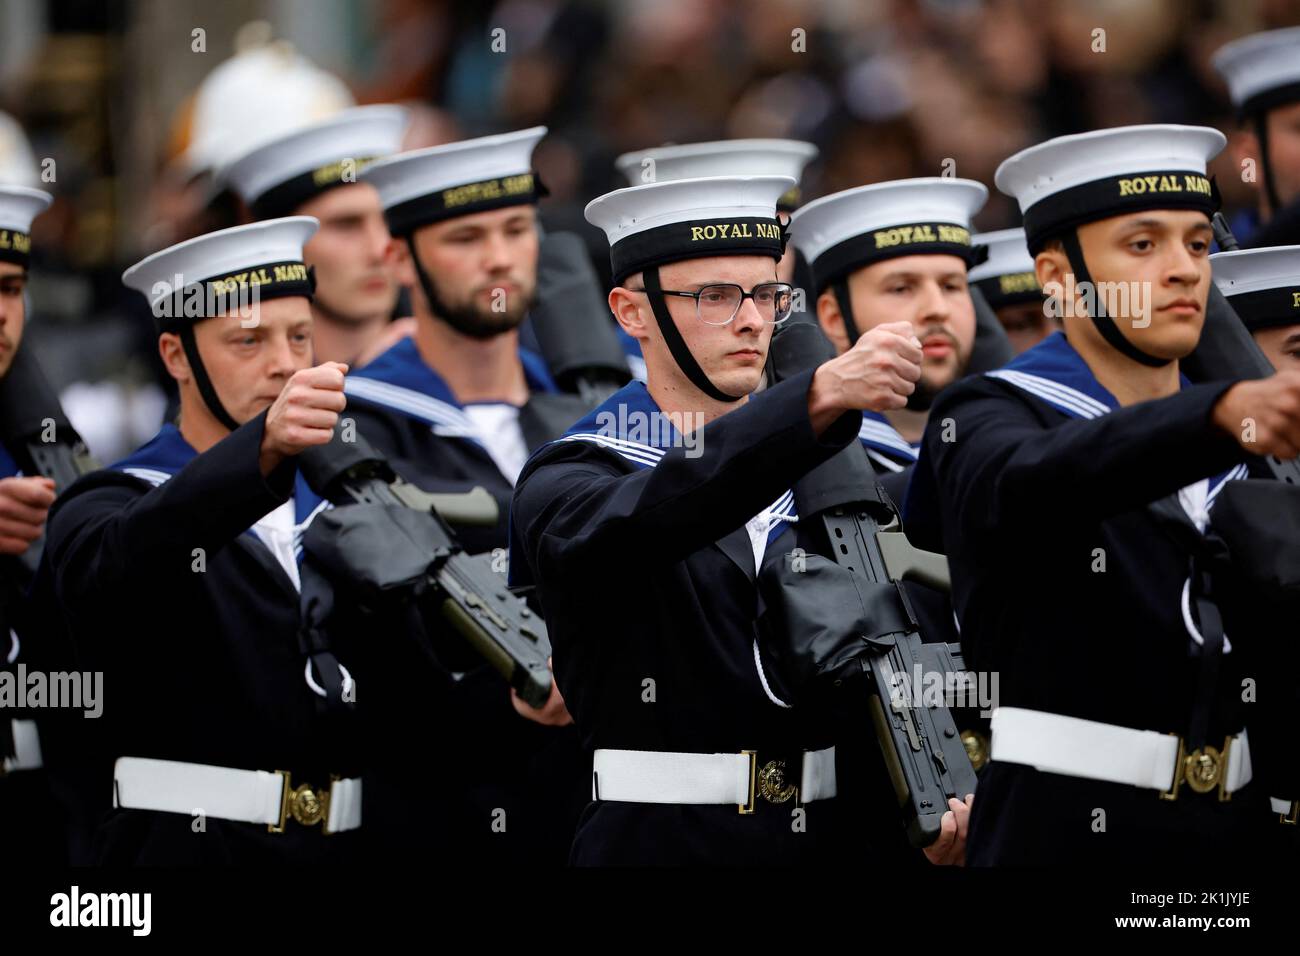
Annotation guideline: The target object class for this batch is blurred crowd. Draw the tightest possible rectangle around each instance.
[1,0,1297,459]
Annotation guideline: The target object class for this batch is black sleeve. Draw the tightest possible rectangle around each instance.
[45,412,296,598]
[511,369,860,573]
[923,377,1249,534]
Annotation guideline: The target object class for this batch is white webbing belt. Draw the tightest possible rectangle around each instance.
[592,747,836,806]
[990,706,1251,794]
[2,719,43,773]
[113,756,361,833]
[1271,797,1298,821]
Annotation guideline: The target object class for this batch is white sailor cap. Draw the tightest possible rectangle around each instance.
[585,175,792,284]
[218,105,409,219]
[361,126,547,236]
[181,43,355,177]
[0,186,51,267]
[122,217,318,330]
[1212,27,1300,116]
[1211,245,1300,332]
[789,177,987,292]
[967,227,1042,308]
[995,125,1225,253]
[614,139,818,210]
[0,111,39,188]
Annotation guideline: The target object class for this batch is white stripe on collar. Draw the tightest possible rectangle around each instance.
[858,418,917,456]
[987,368,1111,420]
[556,433,665,468]
[1208,463,1249,506]
[344,376,479,437]
[121,467,173,487]
[865,449,907,473]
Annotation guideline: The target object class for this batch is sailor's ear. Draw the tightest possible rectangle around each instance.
[158,331,191,384]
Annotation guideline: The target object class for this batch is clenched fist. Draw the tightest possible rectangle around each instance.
[259,361,349,476]
[0,475,56,554]
[1213,369,1300,460]
[807,320,923,433]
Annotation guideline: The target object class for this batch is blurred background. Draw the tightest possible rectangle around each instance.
[1,0,1295,458]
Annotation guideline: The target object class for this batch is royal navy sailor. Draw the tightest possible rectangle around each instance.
[40,218,365,864]
[612,139,820,381]
[967,228,1053,355]
[217,105,409,366]
[1213,27,1300,247]
[789,177,987,503]
[340,127,589,865]
[909,124,1300,865]
[510,173,973,865]
[0,184,64,862]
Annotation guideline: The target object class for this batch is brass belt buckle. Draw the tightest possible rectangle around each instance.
[960,730,990,772]
[1160,735,1232,803]
[1281,800,1299,825]
[271,770,332,833]
[739,751,757,814]
[738,750,799,814]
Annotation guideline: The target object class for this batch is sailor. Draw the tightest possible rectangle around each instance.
[910,124,1299,864]
[343,127,590,865]
[612,139,820,380]
[40,218,365,863]
[788,177,986,503]
[1213,27,1300,247]
[788,178,990,769]
[218,105,409,366]
[0,184,63,861]
[510,173,971,865]
[1211,244,1300,372]
[967,228,1053,355]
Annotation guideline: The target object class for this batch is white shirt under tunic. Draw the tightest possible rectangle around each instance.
[463,403,530,486]
[251,498,301,591]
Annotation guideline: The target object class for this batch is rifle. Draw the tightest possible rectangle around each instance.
[297,427,554,708]
[0,345,99,576]
[0,343,98,495]
[762,321,978,848]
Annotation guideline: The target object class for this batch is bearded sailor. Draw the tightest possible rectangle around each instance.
[338,127,588,865]
[908,125,1300,865]
[509,173,976,866]
[40,218,366,864]
[789,178,986,503]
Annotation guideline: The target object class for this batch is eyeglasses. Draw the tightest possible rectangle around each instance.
[631,282,795,326]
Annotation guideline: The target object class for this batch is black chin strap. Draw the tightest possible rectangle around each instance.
[404,236,442,324]
[831,278,860,345]
[643,266,745,403]
[1060,230,1171,368]
[1254,114,1282,217]
[179,324,241,431]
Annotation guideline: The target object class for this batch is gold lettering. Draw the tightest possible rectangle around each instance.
[998,272,1040,295]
